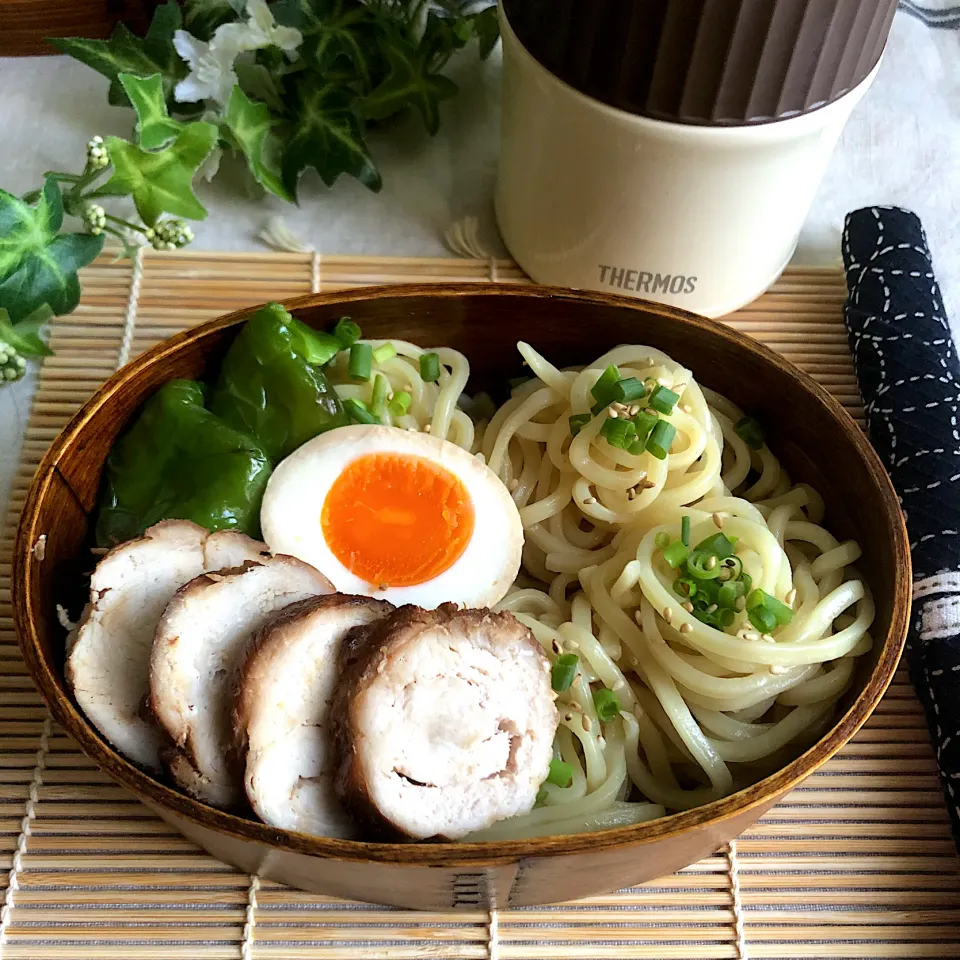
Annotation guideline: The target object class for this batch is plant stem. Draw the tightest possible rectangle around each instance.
[42,171,82,184]
[104,213,150,236]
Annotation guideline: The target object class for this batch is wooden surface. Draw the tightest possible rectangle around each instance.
[0,0,156,56]
[0,251,957,955]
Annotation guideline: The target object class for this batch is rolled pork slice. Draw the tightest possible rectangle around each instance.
[332,604,558,840]
[66,520,268,770]
[235,594,394,838]
[150,556,334,807]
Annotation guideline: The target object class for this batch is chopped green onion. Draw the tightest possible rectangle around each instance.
[717,579,746,609]
[718,555,744,582]
[300,329,342,366]
[590,364,621,407]
[719,608,736,628]
[343,397,379,425]
[747,605,778,634]
[735,416,765,450]
[686,550,721,580]
[633,410,658,445]
[681,515,691,547]
[648,384,680,415]
[663,540,689,569]
[646,420,676,459]
[552,653,578,692]
[694,532,737,560]
[747,588,794,626]
[388,390,412,417]
[593,688,621,723]
[348,342,372,380]
[372,342,396,364]
[334,318,361,348]
[371,373,390,415]
[420,352,441,382]
[599,416,636,449]
[673,578,697,599]
[547,758,574,787]
[612,377,647,403]
[654,532,671,550]
[569,413,592,436]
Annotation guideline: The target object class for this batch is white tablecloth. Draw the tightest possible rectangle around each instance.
[1,6,959,515]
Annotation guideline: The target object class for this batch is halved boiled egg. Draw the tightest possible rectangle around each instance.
[260,425,523,608]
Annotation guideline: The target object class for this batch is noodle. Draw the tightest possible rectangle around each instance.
[326,336,874,838]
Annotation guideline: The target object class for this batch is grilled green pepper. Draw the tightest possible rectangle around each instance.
[209,302,348,463]
[95,379,272,546]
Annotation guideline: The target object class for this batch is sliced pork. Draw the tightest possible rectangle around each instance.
[66,521,267,770]
[235,594,394,838]
[150,556,333,807]
[332,604,557,840]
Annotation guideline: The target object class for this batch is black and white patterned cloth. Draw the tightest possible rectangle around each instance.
[842,206,960,843]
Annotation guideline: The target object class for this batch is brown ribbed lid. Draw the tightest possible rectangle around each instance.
[501,0,897,126]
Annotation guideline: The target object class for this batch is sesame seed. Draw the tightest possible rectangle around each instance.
[628,405,640,416]
[613,679,626,691]
[424,423,431,433]
[681,403,692,413]
[682,601,694,613]
[769,664,790,675]
[583,715,594,732]
[627,488,636,501]
[712,511,725,528]
[634,610,644,625]
[564,713,574,722]
[706,603,718,614]
[640,478,656,489]
[551,639,562,655]
[662,606,674,624]
[706,555,718,570]
[743,631,760,641]
[761,634,776,644]
[608,408,619,418]
[785,589,797,606]
[508,478,519,491]
[583,496,598,505]
[679,623,693,634]
[568,701,583,712]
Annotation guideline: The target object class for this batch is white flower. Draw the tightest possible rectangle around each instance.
[173,29,244,105]
[173,2,302,105]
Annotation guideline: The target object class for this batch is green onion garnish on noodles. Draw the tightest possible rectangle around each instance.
[552,653,578,692]
[747,589,794,631]
[599,416,636,449]
[717,579,746,608]
[569,413,591,437]
[735,416,765,450]
[718,555,743,582]
[388,390,412,417]
[420,352,441,382]
[612,377,647,403]
[694,532,737,560]
[343,397,379,425]
[546,758,574,787]
[371,374,390,416]
[681,515,691,546]
[372,342,396,364]
[591,364,621,407]
[632,409,658,447]
[348,342,372,380]
[663,540,689,569]
[686,550,721,580]
[334,318,361,348]
[654,532,671,550]
[648,384,680,415]
[593,688,621,722]
[645,420,676,459]
[673,577,697,599]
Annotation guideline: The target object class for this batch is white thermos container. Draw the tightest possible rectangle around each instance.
[495,0,897,317]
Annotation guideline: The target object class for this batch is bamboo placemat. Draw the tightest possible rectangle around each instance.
[0,251,958,960]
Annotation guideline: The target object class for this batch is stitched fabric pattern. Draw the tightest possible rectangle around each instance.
[842,205,960,843]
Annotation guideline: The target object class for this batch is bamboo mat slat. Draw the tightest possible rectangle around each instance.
[0,250,956,960]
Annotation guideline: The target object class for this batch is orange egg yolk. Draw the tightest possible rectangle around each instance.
[320,452,475,588]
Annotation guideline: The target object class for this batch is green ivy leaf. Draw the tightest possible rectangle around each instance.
[0,180,105,322]
[119,73,183,150]
[359,34,458,135]
[49,1,186,107]
[0,305,54,358]
[183,0,243,41]
[469,6,500,59]
[223,86,295,202]
[96,123,218,227]
[281,81,382,197]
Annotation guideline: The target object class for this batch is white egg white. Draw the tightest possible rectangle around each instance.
[260,425,523,609]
